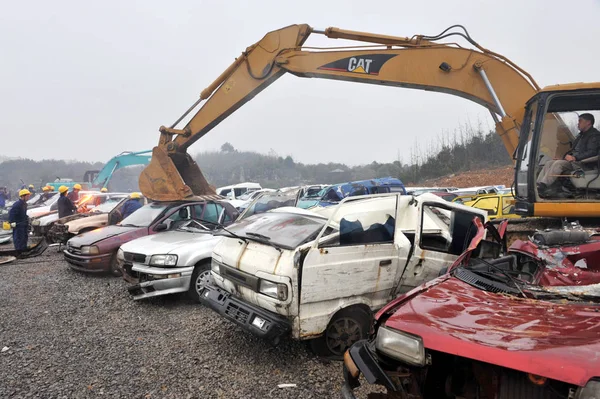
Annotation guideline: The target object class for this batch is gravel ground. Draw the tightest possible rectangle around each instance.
[0,248,383,398]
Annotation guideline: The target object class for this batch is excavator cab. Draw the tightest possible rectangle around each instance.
[514,85,600,216]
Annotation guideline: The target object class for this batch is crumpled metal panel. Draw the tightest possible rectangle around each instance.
[510,236,600,287]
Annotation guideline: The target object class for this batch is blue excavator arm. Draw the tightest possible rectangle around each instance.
[91,150,152,189]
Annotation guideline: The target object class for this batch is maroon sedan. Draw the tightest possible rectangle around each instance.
[64,199,238,275]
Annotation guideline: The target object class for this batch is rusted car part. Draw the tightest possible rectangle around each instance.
[511,228,600,287]
[342,218,600,399]
[0,238,49,259]
[200,193,487,358]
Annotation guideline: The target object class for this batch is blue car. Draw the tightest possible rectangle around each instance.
[297,177,406,209]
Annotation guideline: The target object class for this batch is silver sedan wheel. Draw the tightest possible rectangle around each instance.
[194,269,212,296]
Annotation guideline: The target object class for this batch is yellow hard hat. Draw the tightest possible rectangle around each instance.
[48,186,55,191]
[42,186,50,192]
[28,184,34,188]
[130,192,141,199]
[59,185,69,194]
[100,187,108,193]
[73,184,82,190]
[19,189,31,197]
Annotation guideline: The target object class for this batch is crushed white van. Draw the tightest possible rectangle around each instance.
[200,193,487,357]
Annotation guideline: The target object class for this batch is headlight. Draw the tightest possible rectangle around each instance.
[80,245,100,255]
[375,326,425,366]
[258,279,288,301]
[149,254,178,266]
[117,248,124,261]
[32,220,41,226]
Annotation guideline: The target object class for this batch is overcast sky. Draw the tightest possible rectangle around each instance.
[1,0,599,166]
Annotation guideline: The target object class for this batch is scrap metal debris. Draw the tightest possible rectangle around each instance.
[0,238,49,259]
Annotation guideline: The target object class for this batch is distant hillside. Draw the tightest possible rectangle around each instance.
[0,125,511,191]
[195,126,511,188]
[422,165,514,188]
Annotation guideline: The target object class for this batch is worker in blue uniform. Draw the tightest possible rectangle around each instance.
[121,193,143,219]
[8,189,31,251]
[57,185,77,218]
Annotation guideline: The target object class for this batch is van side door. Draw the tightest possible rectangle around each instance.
[298,196,403,338]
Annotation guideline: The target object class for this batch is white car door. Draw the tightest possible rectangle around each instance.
[298,195,405,337]
[395,196,487,294]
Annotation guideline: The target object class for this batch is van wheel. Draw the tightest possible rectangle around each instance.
[309,307,371,360]
[188,262,212,303]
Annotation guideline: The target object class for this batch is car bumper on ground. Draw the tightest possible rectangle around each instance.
[126,264,193,300]
[63,250,112,272]
[341,340,399,398]
[199,284,290,344]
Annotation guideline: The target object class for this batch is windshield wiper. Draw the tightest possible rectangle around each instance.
[471,259,528,298]
[243,233,282,252]
[198,219,247,242]
[120,224,139,227]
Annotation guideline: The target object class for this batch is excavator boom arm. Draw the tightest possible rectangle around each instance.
[140,24,538,201]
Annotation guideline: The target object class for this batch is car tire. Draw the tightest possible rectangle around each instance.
[109,253,122,277]
[309,307,371,360]
[188,261,212,303]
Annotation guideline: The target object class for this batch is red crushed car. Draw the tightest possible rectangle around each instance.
[342,219,600,398]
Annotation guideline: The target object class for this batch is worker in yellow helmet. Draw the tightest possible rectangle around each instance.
[8,189,31,251]
[100,187,108,193]
[28,184,36,196]
[58,185,77,218]
[121,193,143,219]
[68,183,82,202]
[41,185,54,201]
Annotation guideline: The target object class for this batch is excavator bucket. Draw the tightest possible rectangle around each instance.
[139,147,215,202]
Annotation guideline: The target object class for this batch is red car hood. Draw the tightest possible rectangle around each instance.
[383,277,600,386]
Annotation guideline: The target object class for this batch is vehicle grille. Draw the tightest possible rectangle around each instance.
[67,245,81,255]
[224,302,250,324]
[124,252,146,263]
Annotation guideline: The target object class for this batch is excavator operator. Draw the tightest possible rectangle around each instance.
[537,113,600,197]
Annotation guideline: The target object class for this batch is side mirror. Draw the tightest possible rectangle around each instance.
[154,223,168,232]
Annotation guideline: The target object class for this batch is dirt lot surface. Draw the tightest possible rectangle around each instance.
[0,249,382,398]
[422,165,514,188]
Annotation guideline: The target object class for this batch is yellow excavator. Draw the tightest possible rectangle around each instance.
[139,24,600,218]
